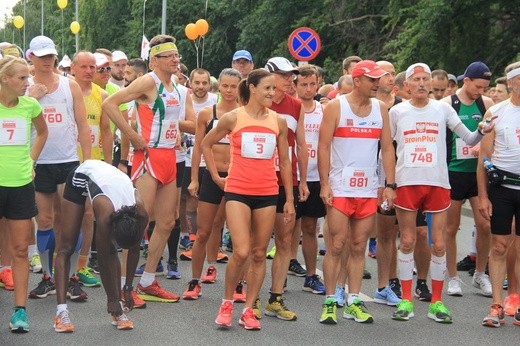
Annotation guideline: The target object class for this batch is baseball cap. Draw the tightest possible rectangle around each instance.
[112,50,128,62]
[448,74,457,83]
[58,55,71,68]
[457,61,491,81]
[351,60,388,79]
[232,50,253,62]
[29,36,58,57]
[93,52,109,68]
[265,57,299,74]
[405,63,432,79]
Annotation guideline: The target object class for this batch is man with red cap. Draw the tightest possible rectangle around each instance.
[318,60,396,324]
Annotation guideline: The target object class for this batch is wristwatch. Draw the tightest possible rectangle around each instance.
[119,160,129,166]
[385,183,397,190]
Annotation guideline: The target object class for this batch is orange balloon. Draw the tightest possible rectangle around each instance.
[195,19,209,36]
[185,23,199,40]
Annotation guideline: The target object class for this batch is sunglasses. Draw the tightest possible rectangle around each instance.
[156,54,182,60]
[96,67,112,73]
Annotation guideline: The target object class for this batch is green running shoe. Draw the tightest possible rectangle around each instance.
[320,297,337,324]
[428,301,453,324]
[10,308,29,333]
[392,299,414,321]
[266,246,276,259]
[77,267,101,287]
[343,298,373,323]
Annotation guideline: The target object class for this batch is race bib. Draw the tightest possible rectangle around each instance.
[455,138,474,160]
[241,132,276,159]
[0,118,27,145]
[504,126,520,149]
[43,103,67,128]
[89,125,100,147]
[160,120,179,146]
[404,143,437,167]
[213,120,230,144]
[274,146,292,171]
[340,167,375,193]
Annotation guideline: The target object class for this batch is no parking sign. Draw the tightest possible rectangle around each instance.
[288,27,321,62]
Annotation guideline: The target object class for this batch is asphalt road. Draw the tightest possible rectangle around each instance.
[1,202,518,345]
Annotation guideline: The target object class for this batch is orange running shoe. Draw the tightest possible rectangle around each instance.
[482,304,505,327]
[136,280,180,302]
[121,290,147,309]
[54,310,74,333]
[201,266,217,284]
[179,247,193,261]
[215,301,234,327]
[504,293,520,316]
[112,313,134,330]
[239,307,261,330]
[0,267,14,291]
[182,280,202,300]
[217,250,229,263]
[233,280,246,303]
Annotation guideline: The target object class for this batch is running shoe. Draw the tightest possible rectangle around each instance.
[392,299,414,321]
[29,254,43,273]
[239,307,261,330]
[10,308,29,333]
[266,246,276,259]
[87,256,100,274]
[0,267,14,291]
[29,274,56,298]
[368,238,377,258]
[136,280,179,302]
[473,273,492,297]
[253,298,262,319]
[514,308,520,327]
[319,297,337,324]
[179,245,193,261]
[77,267,101,287]
[67,276,88,302]
[447,276,463,296]
[389,278,402,298]
[343,298,373,323]
[334,284,346,307]
[201,265,217,284]
[428,301,453,324]
[178,235,191,250]
[482,303,505,327]
[182,279,202,300]
[233,280,247,302]
[265,296,297,321]
[363,269,372,279]
[374,286,401,306]
[504,293,520,316]
[288,259,306,277]
[135,260,164,276]
[217,250,229,263]
[121,289,147,309]
[142,246,148,259]
[319,247,326,256]
[215,301,234,327]
[456,255,475,271]
[112,313,134,330]
[414,280,432,302]
[166,258,181,280]
[54,310,74,333]
[303,275,325,295]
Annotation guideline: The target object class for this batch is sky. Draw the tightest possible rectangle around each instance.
[0,0,21,29]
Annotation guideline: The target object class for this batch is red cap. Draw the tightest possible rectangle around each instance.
[351,60,388,79]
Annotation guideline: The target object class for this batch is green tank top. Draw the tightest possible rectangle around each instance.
[447,101,482,172]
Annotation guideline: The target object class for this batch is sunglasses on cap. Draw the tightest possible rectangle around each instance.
[96,66,112,73]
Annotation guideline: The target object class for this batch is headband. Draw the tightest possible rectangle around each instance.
[506,67,520,80]
[2,47,20,57]
[149,42,177,57]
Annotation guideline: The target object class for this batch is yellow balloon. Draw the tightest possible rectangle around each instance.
[13,16,24,29]
[185,23,199,41]
[57,0,68,10]
[195,19,209,36]
[70,21,80,35]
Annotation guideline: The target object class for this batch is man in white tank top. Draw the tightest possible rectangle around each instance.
[318,60,396,325]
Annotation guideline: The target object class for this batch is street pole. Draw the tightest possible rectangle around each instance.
[161,0,166,34]
[41,0,44,35]
[23,0,26,53]
[75,0,79,52]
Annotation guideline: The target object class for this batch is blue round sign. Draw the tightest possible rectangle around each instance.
[288,27,321,61]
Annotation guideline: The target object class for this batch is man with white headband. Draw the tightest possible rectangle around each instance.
[103,34,195,303]
[389,63,495,324]
[479,61,520,328]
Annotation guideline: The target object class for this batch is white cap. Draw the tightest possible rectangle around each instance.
[58,55,72,68]
[405,63,431,79]
[265,57,299,74]
[112,50,128,62]
[94,52,109,68]
[29,36,58,57]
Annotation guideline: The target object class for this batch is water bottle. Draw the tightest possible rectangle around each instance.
[483,157,502,185]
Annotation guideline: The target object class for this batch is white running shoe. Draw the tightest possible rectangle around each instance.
[473,273,492,297]
[447,276,463,296]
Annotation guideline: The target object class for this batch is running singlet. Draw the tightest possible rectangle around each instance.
[488,100,520,190]
[225,107,279,196]
[74,160,136,209]
[185,93,218,167]
[301,100,322,182]
[390,99,462,189]
[136,72,186,150]
[329,96,382,198]
[206,104,230,145]
[0,96,42,187]
[30,75,78,164]
[447,95,483,172]
[269,93,302,186]
[80,83,104,161]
